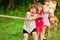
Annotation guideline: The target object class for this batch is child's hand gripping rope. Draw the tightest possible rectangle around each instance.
[0,15,37,20]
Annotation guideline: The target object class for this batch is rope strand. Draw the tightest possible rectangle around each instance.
[0,15,28,19]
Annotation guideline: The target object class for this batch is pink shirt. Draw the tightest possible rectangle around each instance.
[36,10,44,23]
[35,10,44,33]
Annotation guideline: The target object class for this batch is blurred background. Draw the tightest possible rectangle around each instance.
[0,0,60,40]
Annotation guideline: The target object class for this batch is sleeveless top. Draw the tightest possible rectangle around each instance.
[23,12,37,33]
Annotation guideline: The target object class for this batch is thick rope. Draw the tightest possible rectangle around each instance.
[0,15,28,19]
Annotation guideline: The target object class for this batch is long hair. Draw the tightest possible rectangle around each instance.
[37,3,43,11]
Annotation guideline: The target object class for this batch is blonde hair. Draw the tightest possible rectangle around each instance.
[37,3,42,6]
[37,3,43,10]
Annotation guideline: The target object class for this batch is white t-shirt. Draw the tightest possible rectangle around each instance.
[23,12,37,33]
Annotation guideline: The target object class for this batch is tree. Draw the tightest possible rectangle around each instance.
[33,0,39,4]
[6,0,15,12]
[0,0,2,7]
[57,0,60,6]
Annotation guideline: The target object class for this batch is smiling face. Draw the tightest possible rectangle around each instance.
[30,7,37,16]
[38,5,42,11]
[30,7,37,13]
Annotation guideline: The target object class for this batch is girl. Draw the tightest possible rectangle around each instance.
[23,5,38,40]
[43,0,51,38]
[49,0,58,31]
[35,3,44,40]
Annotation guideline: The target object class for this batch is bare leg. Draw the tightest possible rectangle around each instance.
[54,18,58,31]
[23,33,28,40]
[48,26,51,37]
[32,32,37,40]
[50,17,58,31]
[54,23,57,31]
[43,26,46,39]
[40,32,44,40]
[36,33,39,40]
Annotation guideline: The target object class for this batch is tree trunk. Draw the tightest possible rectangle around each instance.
[6,0,15,12]
[0,0,2,7]
[33,0,39,4]
[57,0,60,6]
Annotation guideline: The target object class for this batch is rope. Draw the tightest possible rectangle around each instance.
[0,15,28,19]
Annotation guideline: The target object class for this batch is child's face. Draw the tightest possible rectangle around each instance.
[52,1,56,4]
[38,6,42,11]
[30,7,37,15]
[45,2,49,6]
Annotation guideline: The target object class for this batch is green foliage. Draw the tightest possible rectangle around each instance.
[55,6,60,21]
[39,0,45,4]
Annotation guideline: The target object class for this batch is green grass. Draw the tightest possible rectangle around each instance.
[0,9,60,40]
[0,17,60,40]
[0,18,24,40]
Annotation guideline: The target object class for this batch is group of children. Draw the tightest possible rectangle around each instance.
[23,0,58,40]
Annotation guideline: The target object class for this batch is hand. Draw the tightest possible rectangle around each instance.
[37,14,41,18]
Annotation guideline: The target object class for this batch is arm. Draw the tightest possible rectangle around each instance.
[37,11,44,18]
[26,12,37,20]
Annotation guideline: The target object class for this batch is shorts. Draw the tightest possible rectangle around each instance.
[23,28,36,34]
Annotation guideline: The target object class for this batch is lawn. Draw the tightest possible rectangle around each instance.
[0,17,60,40]
[0,10,60,40]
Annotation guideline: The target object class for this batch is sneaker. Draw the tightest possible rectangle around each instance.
[43,38,47,40]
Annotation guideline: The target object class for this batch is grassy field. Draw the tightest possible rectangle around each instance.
[0,17,60,40]
[0,9,60,40]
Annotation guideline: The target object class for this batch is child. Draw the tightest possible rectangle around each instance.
[43,0,51,38]
[35,3,44,40]
[49,0,58,31]
[23,5,38,40]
